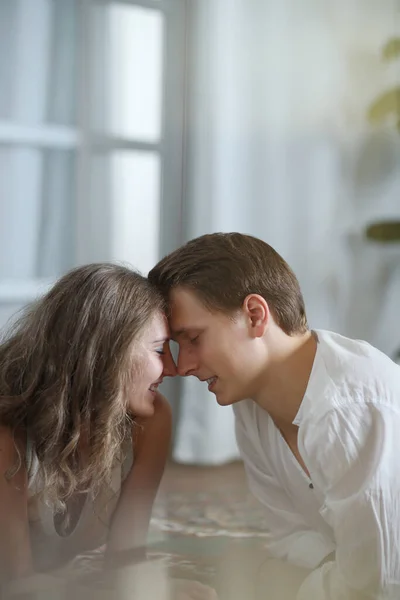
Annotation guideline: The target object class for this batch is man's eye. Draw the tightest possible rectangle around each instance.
[189,335,200,344]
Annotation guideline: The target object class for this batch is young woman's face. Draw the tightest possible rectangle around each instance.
[127,311,176,416]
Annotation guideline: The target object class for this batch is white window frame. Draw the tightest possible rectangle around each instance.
[0,0,186,308]
[75,0,186,270]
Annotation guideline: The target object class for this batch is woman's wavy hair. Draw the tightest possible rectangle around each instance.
[0,263,164,509]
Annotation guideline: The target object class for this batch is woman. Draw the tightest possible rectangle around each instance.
[0,263,213,597]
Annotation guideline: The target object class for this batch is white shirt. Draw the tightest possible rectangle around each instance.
[234,329,400,599]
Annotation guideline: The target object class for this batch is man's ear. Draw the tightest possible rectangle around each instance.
[242,294,269,338]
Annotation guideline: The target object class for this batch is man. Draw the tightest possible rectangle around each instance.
[149,232,400,600]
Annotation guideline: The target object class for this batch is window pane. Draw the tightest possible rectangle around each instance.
[0,0,77,126]
[108,4,164,141]
[0,146,75,279]
[110,151,161,274]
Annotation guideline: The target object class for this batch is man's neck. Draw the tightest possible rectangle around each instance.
[253,330,317,433]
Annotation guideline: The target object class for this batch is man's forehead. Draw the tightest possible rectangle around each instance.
[169,288,204,318]
[168,287,216,334]
[168,306,203,339]
[168,307,194,337]
[169,286,200,307]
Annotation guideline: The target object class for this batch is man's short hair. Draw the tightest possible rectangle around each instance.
[149,232,308,335]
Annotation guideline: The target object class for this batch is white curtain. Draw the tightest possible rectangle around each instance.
[172,0,400,464]
[0,0,76,281]
[0,0,76,329]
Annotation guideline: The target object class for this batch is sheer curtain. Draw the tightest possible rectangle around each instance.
[0,0,77,278]
[0,0,186,336]
[0,0,77,328]
[171,0,400,464]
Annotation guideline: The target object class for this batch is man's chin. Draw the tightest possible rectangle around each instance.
[215,391,235,407]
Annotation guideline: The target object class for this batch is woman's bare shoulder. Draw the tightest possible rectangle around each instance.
[0,425,26,479]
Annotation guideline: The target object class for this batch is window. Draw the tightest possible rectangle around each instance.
[0,0,186,329]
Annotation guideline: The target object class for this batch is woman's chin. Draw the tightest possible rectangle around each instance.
[129,394,156,417]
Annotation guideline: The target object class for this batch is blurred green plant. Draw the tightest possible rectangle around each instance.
[365,221,400,242]
[366,38,400,133]
[364,38,400,362]
[365,37,400,245]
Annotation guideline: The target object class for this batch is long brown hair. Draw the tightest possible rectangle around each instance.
[0,263,164,509]
[149,232,308,335]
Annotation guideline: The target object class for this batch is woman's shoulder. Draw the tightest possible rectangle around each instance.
[0,425,25,462]
[0,425,27,488]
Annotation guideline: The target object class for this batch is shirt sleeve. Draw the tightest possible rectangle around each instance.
[235,409,335,569]
[297,402,400,600]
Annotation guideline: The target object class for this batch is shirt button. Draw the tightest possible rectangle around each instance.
[309,483,314,489]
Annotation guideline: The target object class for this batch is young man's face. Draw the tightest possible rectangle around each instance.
[169,287,266,406]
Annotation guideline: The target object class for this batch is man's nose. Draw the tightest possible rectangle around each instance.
[162,343,177,377]
[176,348,197,377]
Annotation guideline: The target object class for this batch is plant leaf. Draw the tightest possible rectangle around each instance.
[365,221,400,242]
[382,38,400,61]
[367,88,400,124]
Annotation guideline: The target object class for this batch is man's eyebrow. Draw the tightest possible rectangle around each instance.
[171,327,204,340]
[171,328,187,339]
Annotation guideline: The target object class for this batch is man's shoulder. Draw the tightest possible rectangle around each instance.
[313,329,400,404]
[302,331,400,453]
[315,329,397,369]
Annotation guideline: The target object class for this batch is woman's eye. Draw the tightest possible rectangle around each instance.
[155,348,165,355]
